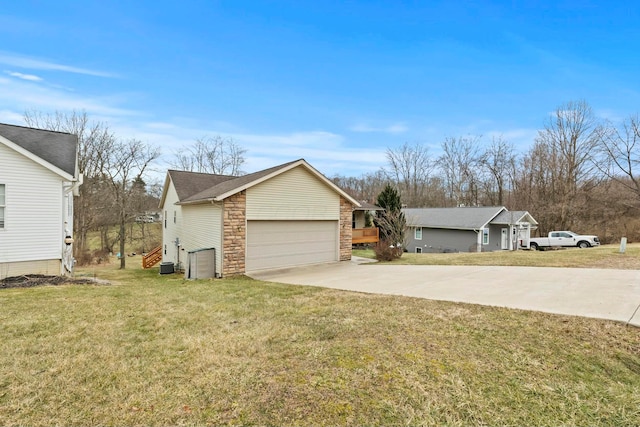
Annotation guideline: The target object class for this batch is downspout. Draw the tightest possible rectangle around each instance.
[62,182,75,275]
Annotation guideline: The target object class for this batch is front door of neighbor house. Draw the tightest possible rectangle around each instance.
[501,228,509,250]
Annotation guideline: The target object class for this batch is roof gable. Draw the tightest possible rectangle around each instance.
[490,210,538,225]
[0,123,78,178]
[403,206,506,230]
[174,159,360,206]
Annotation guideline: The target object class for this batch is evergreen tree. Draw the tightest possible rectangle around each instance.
[374,184,406,259]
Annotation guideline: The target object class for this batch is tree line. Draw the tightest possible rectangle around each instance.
[24,99,640,268]
[332,100,640,243]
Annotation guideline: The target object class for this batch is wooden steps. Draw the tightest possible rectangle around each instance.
[142,246,163,269]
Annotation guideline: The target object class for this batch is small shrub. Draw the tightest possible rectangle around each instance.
[75,250,93,266]
[374,239,403,261]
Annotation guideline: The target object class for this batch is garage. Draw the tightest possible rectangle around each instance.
[246,220,338,271]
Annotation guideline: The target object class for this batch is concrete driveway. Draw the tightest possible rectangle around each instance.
[249,258,640,326]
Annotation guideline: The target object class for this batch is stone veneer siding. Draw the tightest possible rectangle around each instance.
[340,196,353,261]
[222,191,246,276]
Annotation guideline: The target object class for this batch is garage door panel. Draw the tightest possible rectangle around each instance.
[246,220,338,271]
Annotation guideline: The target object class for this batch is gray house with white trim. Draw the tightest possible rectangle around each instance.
[403,207,538,253]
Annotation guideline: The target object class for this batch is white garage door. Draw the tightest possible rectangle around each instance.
[246,220,338,271]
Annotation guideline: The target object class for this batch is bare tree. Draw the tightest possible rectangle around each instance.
[595,115,640,205]
[479,136,516,206]
[534,100,601,229]
[172,135,246,176]
[23,110,117,260]
[437,136,482,207]
[101,139,160,269]
[331,170,388,204]
[384,142,434,207]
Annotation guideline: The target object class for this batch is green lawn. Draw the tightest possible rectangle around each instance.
[1,263,639,426]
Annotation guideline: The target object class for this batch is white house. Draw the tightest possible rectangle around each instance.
[0,123,80,279]
[159,159,359,278]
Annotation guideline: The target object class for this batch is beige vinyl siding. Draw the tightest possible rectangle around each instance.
[161,178,183,266]
[246,166,340,220]
[0,143,64,265]
[182,202,223,274]
[0,259,61,280]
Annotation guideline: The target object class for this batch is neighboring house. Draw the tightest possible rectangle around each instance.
[352,201,384,245]
[403,206,538,253]
[0,123,80,279]
[159,159,360,278]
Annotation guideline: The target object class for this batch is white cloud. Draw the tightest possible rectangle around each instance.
[236,130,344,148]
[5,71,42,81]
[0,77,137,117]
[0,51,115,78]
[0,109,24,124]
[106,121,387,179]
[350,122,408,134]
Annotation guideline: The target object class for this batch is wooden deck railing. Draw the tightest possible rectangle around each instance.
[142,246,163,269]
[352,227,379,244]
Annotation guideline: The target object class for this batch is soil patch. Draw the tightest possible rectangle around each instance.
[0,274,107,289]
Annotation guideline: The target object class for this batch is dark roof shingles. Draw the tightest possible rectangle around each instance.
[178,159,301,203]
[0,123,77,176]
[403,207,505,229]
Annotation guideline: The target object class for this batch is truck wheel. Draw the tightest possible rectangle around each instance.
[530,242,539,251]
[577,241,590,248]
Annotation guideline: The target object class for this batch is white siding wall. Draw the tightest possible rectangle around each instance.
[161,179,183,267]
[246,166,340,220]
[0,143,64,270]
[182,202,222,275]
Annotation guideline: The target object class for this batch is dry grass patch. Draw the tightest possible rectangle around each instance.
[358,243,640,269]
[0,265,639,426]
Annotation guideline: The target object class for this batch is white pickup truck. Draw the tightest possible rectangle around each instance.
[528,231,600,250]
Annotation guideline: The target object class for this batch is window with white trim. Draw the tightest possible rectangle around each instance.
[414,227,422,240]
[0,184,5,229]
[482,227,490,245]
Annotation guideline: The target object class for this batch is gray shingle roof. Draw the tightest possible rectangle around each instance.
[168,169,236,201]
[166,159,360,207]
[403,207,506,230]
[180,159,301,203]
[354,201,384,211]
[491,210,538,225]
[0,122,78,176]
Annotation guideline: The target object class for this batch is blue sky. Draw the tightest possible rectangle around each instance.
[1,1,639,180]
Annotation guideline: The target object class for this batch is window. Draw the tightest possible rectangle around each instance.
[415,247,422,254]
[414,227,422,240]
[164,210,167,228]
[173,210,176,224]
[482,228,489,245]
[0,184,5,229]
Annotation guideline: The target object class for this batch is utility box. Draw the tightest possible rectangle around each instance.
[159,262,175,274]
[186,248,216,279]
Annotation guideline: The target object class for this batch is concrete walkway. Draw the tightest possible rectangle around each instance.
[249,258,640,326]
